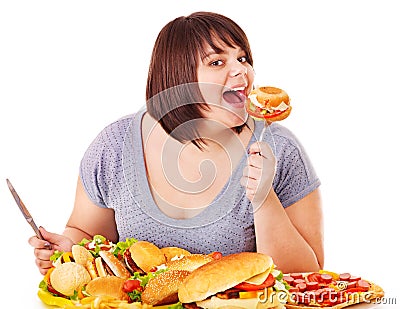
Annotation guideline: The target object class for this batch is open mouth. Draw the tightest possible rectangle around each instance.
[222,88,247,106]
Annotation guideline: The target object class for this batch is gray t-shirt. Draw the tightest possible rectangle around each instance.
[80,108,320,255]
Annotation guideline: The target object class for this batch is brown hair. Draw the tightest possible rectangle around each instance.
[146,11,253,148]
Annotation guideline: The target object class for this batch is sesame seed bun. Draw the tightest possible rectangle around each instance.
[166,254,213,272]
[141,270,191,306]
[178,252,273,304]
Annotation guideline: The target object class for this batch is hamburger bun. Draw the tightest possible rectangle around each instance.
[85,276,129,301]
[128,241,166,273]
[160,246,191,261]
[246,86,292,122]
[49,262,91,296]
[141,270,190,306]
[178,252,273,304]
[71,244,93,266]
[166,254,213,272]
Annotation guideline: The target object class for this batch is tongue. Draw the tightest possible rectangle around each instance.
[223,91,246,104]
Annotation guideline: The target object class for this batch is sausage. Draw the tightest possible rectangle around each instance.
[294,278,306,285]
[296,283,307,292]
[283,275,295,286]
[357,279,370,291]
[349,275,361,282]
[339,273,351,281]
[320,274,333,284]
[291,273,304,280]
[306,281,319,291]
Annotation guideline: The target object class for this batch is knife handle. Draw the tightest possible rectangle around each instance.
[27,219,52,249]
[27,217,44,240]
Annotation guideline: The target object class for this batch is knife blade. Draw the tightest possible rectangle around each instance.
[6,178,47,242]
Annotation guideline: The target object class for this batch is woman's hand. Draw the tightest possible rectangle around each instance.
[28,227,74,275]
[241,142,276,210]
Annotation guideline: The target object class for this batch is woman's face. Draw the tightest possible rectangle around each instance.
[197,41,255,129]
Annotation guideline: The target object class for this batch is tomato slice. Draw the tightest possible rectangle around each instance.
[123,279,142,293]
[210,251,223,260]
[234,273,275,291]
[307,272,322,283]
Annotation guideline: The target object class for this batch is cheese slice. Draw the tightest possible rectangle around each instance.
[249,94,288,112]
[244,265,273,285]
[274,101,289,111]
[249,94,264,108]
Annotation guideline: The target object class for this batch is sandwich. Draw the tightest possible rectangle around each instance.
[246,86,292,122]
[177,252,289,308]
[73,244,131,279]
[124,240,167,274]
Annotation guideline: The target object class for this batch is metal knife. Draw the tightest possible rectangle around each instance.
[6,178,47,242]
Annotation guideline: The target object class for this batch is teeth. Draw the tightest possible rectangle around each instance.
[231,87,245,91]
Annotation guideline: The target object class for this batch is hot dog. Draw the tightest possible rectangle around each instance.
[177,252,289,309]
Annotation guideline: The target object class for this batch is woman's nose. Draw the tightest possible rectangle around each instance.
[229,62,247,77]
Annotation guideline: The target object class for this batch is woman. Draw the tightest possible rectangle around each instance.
[29,11,323,274]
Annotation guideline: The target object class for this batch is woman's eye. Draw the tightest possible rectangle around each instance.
[238,56,247,63]
[210,60,223,66]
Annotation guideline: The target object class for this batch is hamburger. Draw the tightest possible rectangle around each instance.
[124,240,167,274]
[41,245,131,299]
[49,262,91,297]
[246,86,292,122]
[73,245,131,279]
[85,276,130,301]
[139,253,216,306]
[177,252,289,308]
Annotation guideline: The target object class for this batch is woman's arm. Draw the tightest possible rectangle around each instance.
[64,176,119,243]
[253,188,324,273]
[29,176,118,275]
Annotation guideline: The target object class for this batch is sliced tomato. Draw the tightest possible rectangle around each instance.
[123,279,142,293]
[234,273,275,291]
[306,272,322,283]
[246,100,286,120]
[210,251,223,260]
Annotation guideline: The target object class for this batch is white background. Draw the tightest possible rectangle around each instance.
[0,1,399,308]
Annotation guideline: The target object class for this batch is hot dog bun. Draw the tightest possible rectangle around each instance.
[178,252,274,305]
[141,270,191,305]
[246,86,292,122]
[166,254,213,272]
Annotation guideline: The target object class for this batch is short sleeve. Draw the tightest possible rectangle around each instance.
[79,117,131,209]
[79,131,108,208]
[270,126,321,208]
